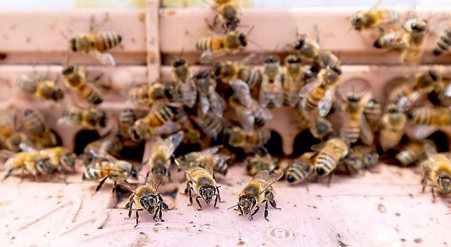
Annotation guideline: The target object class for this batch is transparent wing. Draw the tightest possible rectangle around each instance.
[89,147,117,162]
[150,121,181,136]
[319,86,336,117]
[397,91,420,112]
[199,96,210,115]
[115,179,137,192]
[260,171,284,193]
[412,125,438,140]
[19,142,36,153]
[359,114,374,146]
[0,150,16,159]
[88,50,116,66]
[251,170,270,182]
[209,92,226,118]
[198,146,221,155]
[236,107,255,132]
[230,79,252,107]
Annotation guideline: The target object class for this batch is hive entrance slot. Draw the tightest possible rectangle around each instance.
[291,129,321,158]
[427,131,450,153]
[73,130,100,155]
[265,130,284,157]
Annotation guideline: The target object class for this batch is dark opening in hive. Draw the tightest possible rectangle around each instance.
[264,130,284,157]
[74,130,100,155]
[291,129,321,158]
[427,130,450,153]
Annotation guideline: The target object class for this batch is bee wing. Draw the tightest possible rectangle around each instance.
[311,142,326,152]
[319,86,336,117]
[260,170,284,193]
[209,91,226,118]
[199,96,210,116]
[359,114,374,146]
[299,81,315,99]
[0,150,16,159]
[251,170,270,181]
[164,131,184,156]
[89,147,117,162]
[89,50,116,66]
[115,179,137,192]
[19,142,37,152]
[444,84,451,97]
[230,79,252,107]
[424,142,438,159]
[411,125,438,140]
[150,121,181,136]
[236,107,255,132]
[397,91,420,112]
[198,146,221,155]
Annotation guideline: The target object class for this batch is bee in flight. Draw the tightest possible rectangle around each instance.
[420,143,451,201]
[196,31,248,62]
[433,26,451,56]
[62,64,104,105]
[350,1,400,31]
[147,131,184,183]
[82,148,138,193]
[232,170,283,221]
[176,153,223,210]
[59,104,107,130]
[122,176,169,227]
[69,15,122,66]
[205,0,241,32]
[16,75,64,102]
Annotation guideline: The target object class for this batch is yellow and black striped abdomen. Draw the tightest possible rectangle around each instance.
[239,67,262,90]
[407,108,435,125]
[93,31,122,52]
[315,147,341,176]
[341,118,361,144]
[434,27,451,56]
[82,161,111,180]
[22,110,46,135]
[78,84,103,105]
[196,37,224,52]
[305,85,326,112]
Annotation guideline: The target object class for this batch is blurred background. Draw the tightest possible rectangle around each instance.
[0,0,448,9]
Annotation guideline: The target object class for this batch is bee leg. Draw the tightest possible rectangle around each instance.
[126,196,134,218]
[238,206,244,216]
[431,186,437,203]
[269,199,281,210]
[186,182,194,206]
[421,177,427,193]
[94,177,108,194]
[305,180,310,192]
[168,170,172,182]
[216,186,224,203]
[205,16,217,32]
[195,196,203,210]
[134,208,143,228]
[250,206,259,221]
[264,200,269,221]
[3,168,14,180]
[327,173,333,188]
[153,206,160,222]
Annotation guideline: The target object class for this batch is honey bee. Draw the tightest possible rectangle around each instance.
[350,4,400,31]
[378,104,406,152]
[59,105,107,130]
[195,71,226,117]
[433,26,451,56]
[128,84,150,106]
[311,138,349,177]
[245,153,279,176]
[363,98,382,132]
[339,92,374,145]
[62,65,103,105]
[308,116,334,140]
[259,55,284,108]
[336,145,379,175]
[206,0,240,32]
[213,61,263,91]
[2,150,53,180]
[299,66,342,118]
[285,152,316,185]
[147,131,183,182]
[175,146,231,176]
[293,35,321,64]
[40,146,77,173]
[80,134,124,166]
[283,55,314,107]
[0,115,29,152]
[17,75,64,102]
[420,144,451,201]
[172,57,192,83]
[196,31,247,62]
[429,76,451,107]
[234,170,283,220]
[407,107,451,139]
[70,16,122,66]
[373,30,408,50]
[193,112,224,139]
[128,82,173,107]
[223,126,271,149]
[400,18,429,64]
[129,102,181,142]
[21,109,58,149]
[175,77,197,109]
[117,109,141,146]
[395,141,426,166]
[82,148,138,193]
[122,178,169,227]
[176,156,223,209]
[231,98,272,132]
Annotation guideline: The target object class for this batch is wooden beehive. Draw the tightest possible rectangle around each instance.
[1,1,451,246]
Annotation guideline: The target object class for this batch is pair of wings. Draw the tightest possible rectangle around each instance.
[299,81,336,118]
[150,131,184,158]
[251,170,284,194]
[87,50,116,67]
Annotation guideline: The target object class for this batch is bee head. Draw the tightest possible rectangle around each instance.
[411,20,428,32]
[173,58,187,68]
[238,195,256,215]
[151,161,167,177]
[70,38,77,52]
[437,176,451,195]
[140,194,158,213]
[330,65,342,75]
[62,65,76,76]
[117,35,122,43]
[37,159,53,174]
[52,88,64,101]
[225,18,240,29]
[199,185,217,204]
[294,37,305,50]
[196,70,211,80]
[223,127,245,147]
[351,14,363,31]
[343,156,363,174]
[99,111,107,128]
[286,174,297,183]
[238,32,248,47]
[61,153,76,172]
[347,94,360,102]
[316,121,331,136]
[131,167,138,178]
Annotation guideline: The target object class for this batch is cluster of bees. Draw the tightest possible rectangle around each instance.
[1,0,451,226]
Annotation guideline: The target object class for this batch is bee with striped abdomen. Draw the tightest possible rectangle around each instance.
[206,0,241,32]
[363,98,382,132]
[293,35,320,64]
[420,144,451,201]
[395,141,426,166]
[433,26,451,56]
[59,105,107,130]
[406,106,451,139]
[245,152,279,176]
[196,31,247,62]
[283,55,313,107]
[350,3,400,31]
[285,152,316,185]
[175,146,231,176]
[336,145,379,175]
[2,150,53,180]
[147,131,183,183]
[234,170,283,220]
[193,112,224,139]
[40,146,77,173]
[373,29,407,51]
[194,71,226,117]
[259,55,284,108]
[378,104,406,152]
[16,75,64,102]
[311,138,349,178]
[223,126,271,149]
[62,65,103,105]
[123,177,169,227]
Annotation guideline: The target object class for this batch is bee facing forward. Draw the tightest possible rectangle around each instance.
[82,148,138,193]
[62,65,103,105]
[196,31,247,62]
[400,18,429,64]
[259,55,284,108]
[176,154,223,209]
[311,138,349,178]
[350,5,400,31]
[17,75,64,102]
[70,16,122,66]
[147,131,183,183]
[420,144,451,201]
[285,152,316,185]
[123,178,169,227]
[59,105,107,130]
[234,170,283,221]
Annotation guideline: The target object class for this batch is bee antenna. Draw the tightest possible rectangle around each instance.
[178,46,185,59]
[60,31,70,42]
[138,158,149,171]
[246,25,255,37]
[227,204,239,210]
